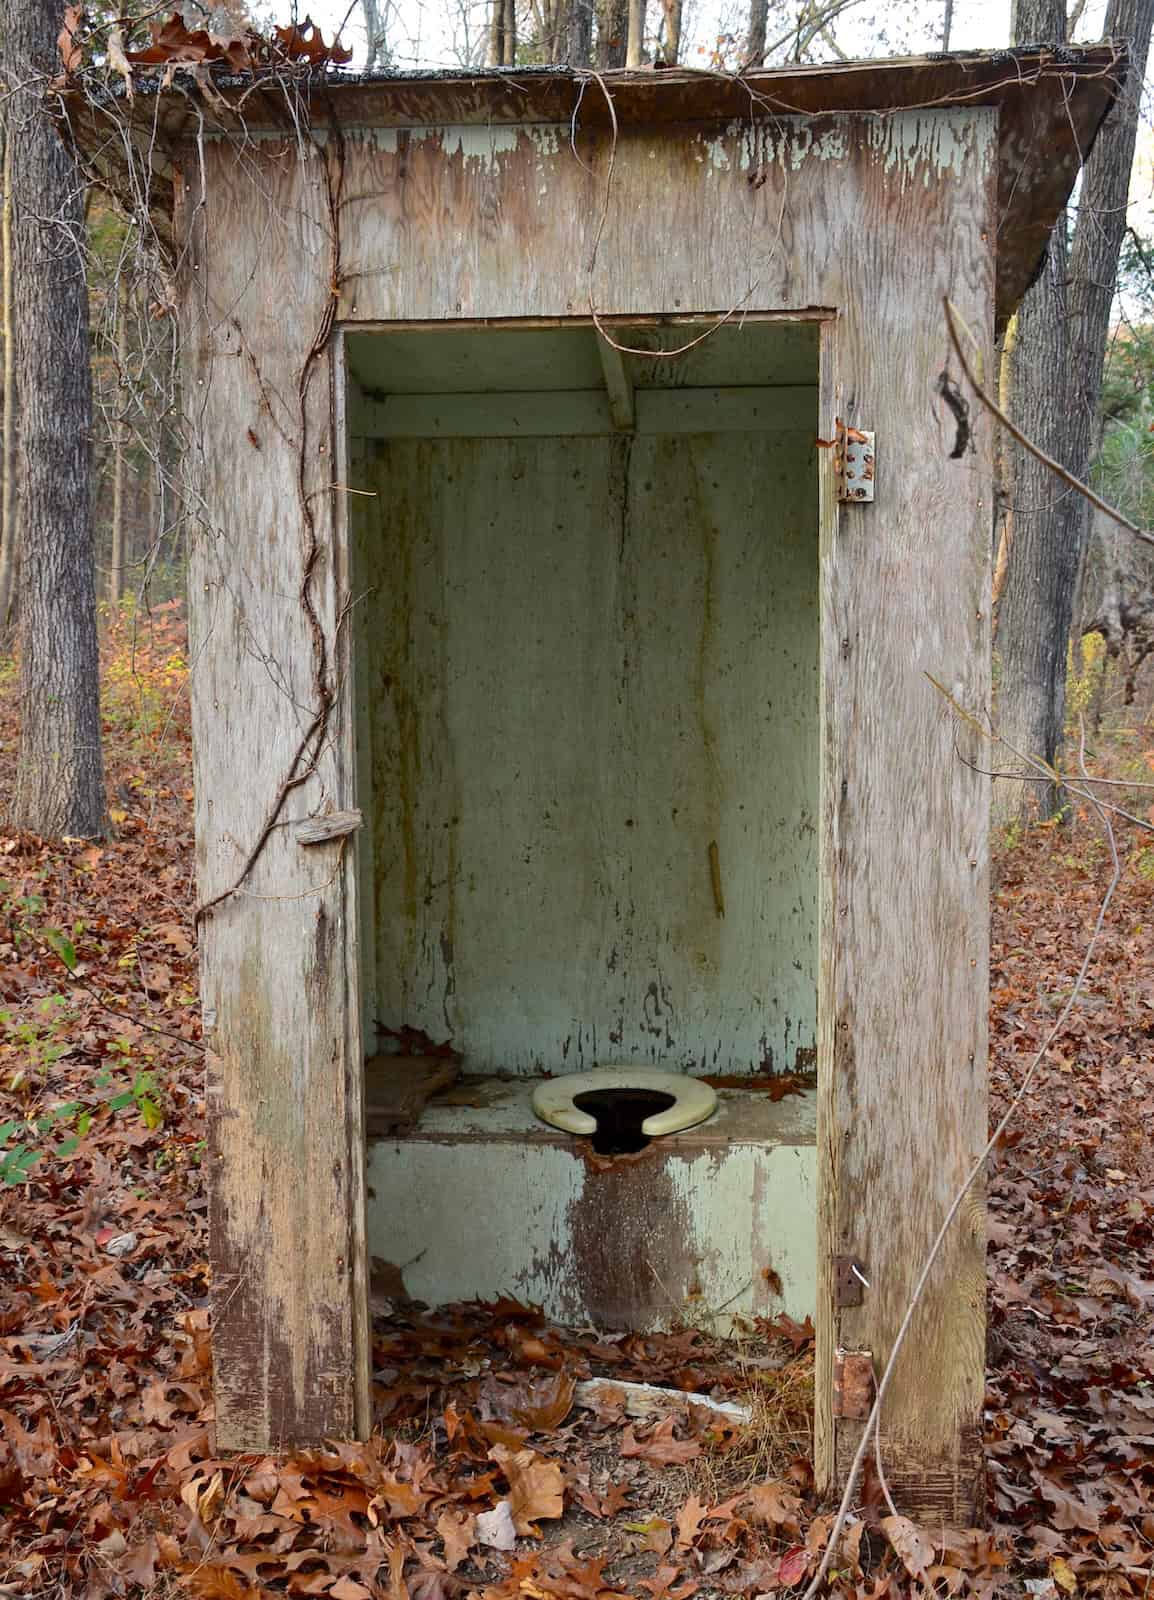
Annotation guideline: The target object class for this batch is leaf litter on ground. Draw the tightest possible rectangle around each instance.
[0,611,1151,1597]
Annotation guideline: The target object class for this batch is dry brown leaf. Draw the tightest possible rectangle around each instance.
[329,1580,374,1600]
[881,1514,935,1581]
[675,1493,708,1550]
[435,1508,476,1571]
[182,1566,257,1599]
[107,26,134,98]
[489,1444,565,1534]
[746,1479,803,1531]
[57,3,83,71]
[620,1416,701,1467]
[626,1516,673,1556]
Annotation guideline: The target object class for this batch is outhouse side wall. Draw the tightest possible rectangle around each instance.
[183,105,993,1518]
[181,150,371,1447]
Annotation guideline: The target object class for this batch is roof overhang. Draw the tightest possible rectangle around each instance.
[69,44,1124,328]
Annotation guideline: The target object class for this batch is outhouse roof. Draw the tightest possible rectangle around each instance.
[75,43,1123,326]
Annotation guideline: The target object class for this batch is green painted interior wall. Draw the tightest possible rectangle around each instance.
[352,413,819,1078]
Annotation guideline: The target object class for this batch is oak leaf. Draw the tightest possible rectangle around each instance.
[746,1479,802,1531]
[880,1515,934,1581]
[675,1493,708,1550]
[436,1508,476,1571]
[489,1444,564,1534]
[620,1416,701,1467]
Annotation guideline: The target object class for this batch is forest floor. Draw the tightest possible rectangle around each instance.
[0,612,1152,1600]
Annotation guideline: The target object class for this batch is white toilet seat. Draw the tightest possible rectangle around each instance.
[531,1066,717,1138]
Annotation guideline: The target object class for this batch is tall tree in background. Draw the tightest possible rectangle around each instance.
[995,0,1154,824]
[362,0,391,65]
[3,0,106,836]
[0,128,16,638]
[595,0,627,63]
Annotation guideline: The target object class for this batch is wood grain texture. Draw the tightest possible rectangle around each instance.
[112,47,1118,326]
[182,143,368,1449]
[183,105,993,1495]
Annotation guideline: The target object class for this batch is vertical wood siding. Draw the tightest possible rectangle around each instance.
[183,143,369,1448]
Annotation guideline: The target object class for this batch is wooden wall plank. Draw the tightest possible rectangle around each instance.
[182,140,368,1449]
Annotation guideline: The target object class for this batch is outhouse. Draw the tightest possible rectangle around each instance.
[93,44,1119,1520]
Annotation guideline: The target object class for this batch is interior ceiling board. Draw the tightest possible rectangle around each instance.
[346,319,820,397]
[347,325,604,394]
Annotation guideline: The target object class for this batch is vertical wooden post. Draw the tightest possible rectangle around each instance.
[183,142,369,1449]
[814,134,995,1522]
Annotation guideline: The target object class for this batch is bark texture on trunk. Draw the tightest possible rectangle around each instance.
[658,0,681,60]
[0,125,16,639]
[745,0,768,65]
[625,0,644,65]
[995,0,1152,824]
[560,0,593,63]
[5,0,106,837]
[108,274,128,609]
[596,0,628,64]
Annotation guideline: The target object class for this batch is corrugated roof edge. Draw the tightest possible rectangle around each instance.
[66,42,1125,327]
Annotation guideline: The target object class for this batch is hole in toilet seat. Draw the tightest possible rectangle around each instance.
[572,1088,677,1155]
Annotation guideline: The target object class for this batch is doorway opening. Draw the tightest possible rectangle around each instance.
[345,317,821,1332]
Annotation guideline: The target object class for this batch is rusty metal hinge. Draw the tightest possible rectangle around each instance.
[832,1347,874,1420]
[836,421,875,503]
[833,1255,870,1307]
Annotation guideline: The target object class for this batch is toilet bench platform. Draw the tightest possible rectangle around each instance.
[364,1075,817,1332]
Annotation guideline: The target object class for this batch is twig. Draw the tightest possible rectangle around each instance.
[943,296,1154,551]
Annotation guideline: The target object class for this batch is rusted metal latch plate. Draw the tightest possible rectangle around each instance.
[833,1255,869,1307]
[836,423,875,503]
[832,1348,874,1420]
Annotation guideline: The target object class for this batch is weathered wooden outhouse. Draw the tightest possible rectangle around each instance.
[97,44,1120,1518]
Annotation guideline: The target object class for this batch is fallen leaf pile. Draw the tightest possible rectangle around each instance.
[0,612,1152,1596]
[984,820,1154,1589]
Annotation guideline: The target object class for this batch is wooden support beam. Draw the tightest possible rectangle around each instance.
[188,151,369,1453]
[359,385,817,439]
[596,333,635,430]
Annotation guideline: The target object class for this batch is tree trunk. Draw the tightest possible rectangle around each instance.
[361,0,388,67]
[487,0,504,65]
[4,0,106,837]
[625,0,644,65]
[659,0,681,60]
[745,0,768,65]
[995,0,1154,824]
[559,0,593,62]
[0,124,16,639]
[596,0,628,65]
[108,273,128,611]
